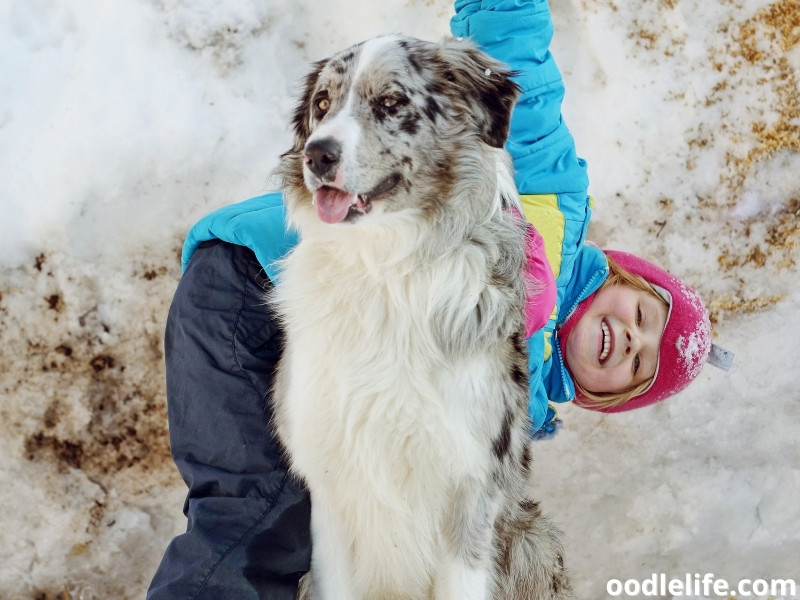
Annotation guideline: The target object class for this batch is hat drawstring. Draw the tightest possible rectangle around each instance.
[706,343,734,371]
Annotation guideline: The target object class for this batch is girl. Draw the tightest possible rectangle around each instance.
[147,0,723,598]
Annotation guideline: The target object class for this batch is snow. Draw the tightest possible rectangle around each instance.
[1,0,798,598]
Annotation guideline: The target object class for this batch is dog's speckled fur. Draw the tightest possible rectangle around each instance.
[271,35,573,600]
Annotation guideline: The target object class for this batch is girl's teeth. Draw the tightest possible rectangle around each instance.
[599,321,610,361]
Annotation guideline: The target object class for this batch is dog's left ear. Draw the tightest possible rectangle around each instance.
[438,38,520,148]
[289,58,328,151]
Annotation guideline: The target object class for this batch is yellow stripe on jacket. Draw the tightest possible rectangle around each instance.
[520,194,565,278]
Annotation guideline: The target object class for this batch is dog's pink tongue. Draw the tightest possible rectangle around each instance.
[314,187,356,224]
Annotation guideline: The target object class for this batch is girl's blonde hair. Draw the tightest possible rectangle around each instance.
[572,254,670,411]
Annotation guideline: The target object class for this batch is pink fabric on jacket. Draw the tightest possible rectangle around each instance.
[520,218,556,337]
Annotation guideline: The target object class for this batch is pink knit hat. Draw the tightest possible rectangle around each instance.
[559,250,715,412]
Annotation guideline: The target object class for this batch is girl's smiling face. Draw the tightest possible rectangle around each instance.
[564,283,669,394]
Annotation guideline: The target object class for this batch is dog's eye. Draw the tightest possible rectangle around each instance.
[378,94,407,111]
[316,97,330,112]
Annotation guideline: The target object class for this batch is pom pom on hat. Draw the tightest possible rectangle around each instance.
[563,250,712,412]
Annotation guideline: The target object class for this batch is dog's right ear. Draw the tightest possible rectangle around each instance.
[289,58,328,151]
[436,38,520,149]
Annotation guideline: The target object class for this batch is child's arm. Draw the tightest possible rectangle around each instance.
[450,0,589,197]
[451,0,594,306]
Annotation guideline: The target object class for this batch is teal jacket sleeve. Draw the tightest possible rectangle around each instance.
[450,0,589,196]
[182,192,298,283]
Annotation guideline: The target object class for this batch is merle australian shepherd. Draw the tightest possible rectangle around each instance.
[271,34,573,600]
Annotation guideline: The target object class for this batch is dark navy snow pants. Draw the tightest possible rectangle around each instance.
[147,240,311,600]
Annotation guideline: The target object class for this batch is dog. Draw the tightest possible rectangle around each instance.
[271,34,573,600]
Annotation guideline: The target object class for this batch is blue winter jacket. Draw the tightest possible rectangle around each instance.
[181,0,609,434]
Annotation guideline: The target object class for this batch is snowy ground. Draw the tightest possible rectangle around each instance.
[1,0,798,598]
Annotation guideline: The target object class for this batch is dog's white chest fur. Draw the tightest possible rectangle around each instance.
[274,238,506,596]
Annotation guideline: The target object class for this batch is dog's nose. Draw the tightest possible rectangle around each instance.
[304,137,342,179]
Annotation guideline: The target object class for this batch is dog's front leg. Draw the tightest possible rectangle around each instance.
[309,495,358,600]
[433,487,500,600]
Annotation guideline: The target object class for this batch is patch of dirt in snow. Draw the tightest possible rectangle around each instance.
[0,247,184,598]
[689,0,800,322]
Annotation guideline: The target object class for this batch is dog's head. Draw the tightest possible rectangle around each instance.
[278,35,520,228]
